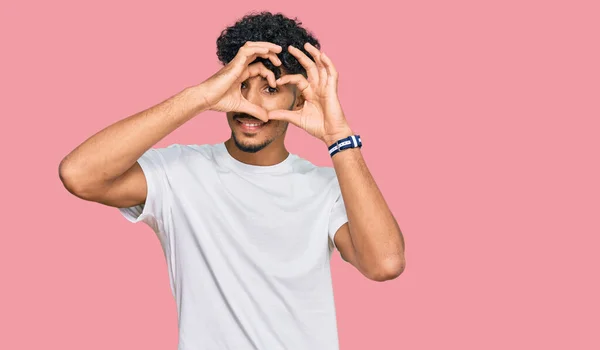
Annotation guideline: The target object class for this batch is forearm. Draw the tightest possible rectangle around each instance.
[331,147,405,272]
[59,85,208,189]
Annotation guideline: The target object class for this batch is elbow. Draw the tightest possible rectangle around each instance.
[58,158,94,199]
[364,256,406,282]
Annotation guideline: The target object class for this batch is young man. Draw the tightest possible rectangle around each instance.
[59,11,405,350]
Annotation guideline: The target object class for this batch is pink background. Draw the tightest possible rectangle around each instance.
[1,0,599,349]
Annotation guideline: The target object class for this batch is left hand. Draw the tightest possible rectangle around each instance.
[267,43,353,146]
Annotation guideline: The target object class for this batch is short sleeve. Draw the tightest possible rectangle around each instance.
[118,145,180,234]
[328,186,348,251]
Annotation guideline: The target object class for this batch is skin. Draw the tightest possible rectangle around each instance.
[268,43,406,281]
[223,66,301,167]
[58,40,405,282]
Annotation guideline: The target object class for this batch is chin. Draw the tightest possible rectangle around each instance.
[232,132,274,153]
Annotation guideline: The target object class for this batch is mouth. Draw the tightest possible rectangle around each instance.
[234,115,269,133]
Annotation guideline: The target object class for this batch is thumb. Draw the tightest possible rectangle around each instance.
[237,99,269,122]
[268,109,302,127]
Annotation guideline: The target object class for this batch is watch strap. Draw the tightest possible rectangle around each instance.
[328,135,362,157]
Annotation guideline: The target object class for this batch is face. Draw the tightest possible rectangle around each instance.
[226,73,301,153]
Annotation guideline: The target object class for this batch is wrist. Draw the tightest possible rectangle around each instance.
[323,128,354,147]
[185,84,211,114]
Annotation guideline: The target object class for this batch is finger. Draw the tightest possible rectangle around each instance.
[267,109,302,127]
[265,54,283,69]
[242,41,282,65]
[234,45,282,67]
[304,43,328,91]
[276,74,314,101]
[244,41,283,53]
[246,62,277,87]
[245,51,282,68]
[287,45,318,83]
[248,53,282,68]
[320,52,338,90]
[237,98,269,122]
[320,52,337,78]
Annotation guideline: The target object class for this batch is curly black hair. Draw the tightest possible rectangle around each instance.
[216,11,320,80]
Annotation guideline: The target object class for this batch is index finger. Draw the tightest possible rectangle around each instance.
[245,62,277,88]
[233,45,282,69]
[245,41,283,53]
[288,45,318,83]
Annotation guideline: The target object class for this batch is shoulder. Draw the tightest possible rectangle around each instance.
[140,143,221,171]
[289,155,339,188]
[144,143,219,160]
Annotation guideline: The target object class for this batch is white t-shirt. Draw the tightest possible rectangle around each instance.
[119,142,348,350]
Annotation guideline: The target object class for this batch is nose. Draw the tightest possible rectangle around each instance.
[241,78,264,106]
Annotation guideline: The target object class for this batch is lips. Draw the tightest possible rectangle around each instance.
[234,114,268,133]
[237,119,264,126]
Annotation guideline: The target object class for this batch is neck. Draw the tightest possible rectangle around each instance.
[224,136,289,166]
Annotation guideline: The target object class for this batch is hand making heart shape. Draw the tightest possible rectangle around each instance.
[268,43,353,146]
[198,41,283,122]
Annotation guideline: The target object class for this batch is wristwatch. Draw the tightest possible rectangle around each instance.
[328,135,362,157]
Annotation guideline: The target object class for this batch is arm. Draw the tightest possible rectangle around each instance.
[59,86,207,207]
[59,42,283,207]
[328,144,406,282]
[267,43,405,281]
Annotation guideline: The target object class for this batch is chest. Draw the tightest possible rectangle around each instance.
[166,168,335,267]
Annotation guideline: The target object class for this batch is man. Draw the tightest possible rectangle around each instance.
[59,11,405,350]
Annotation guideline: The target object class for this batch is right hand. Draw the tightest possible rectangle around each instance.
[198,41,283,122]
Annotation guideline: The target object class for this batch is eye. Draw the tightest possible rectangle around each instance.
[265,86,278,94]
